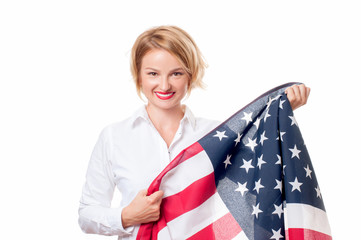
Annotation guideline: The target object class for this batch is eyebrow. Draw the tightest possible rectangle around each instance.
[144,67,185,72]
[144,67,158,71]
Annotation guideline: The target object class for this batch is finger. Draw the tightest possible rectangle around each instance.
[285,86,296,104]
[306,87,311,98]
[298,84,307,103]
[291,84,301,100]
[149,190,164,202]
[285,86,295,97]
[285,86,299,110]
[139,189,148,197]
[285,86,291,95]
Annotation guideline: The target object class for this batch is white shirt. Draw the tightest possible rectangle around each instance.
[78,105,219,239]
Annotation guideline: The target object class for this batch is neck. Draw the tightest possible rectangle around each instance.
[146,104,185,148]
[146,104,185,130]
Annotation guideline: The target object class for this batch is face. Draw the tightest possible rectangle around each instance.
[139,49,189,112]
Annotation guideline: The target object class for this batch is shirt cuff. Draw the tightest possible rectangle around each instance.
[118,207,135,234]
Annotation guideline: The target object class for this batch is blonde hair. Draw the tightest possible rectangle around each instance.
[130,25,207,97]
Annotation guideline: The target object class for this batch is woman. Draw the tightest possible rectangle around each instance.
[78,25,310,239]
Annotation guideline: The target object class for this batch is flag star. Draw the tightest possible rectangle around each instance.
[259,131,268,146]
[257,154,267,169]
[242,112,253,124]
[283,165,286,175]
[270,228,284,240]
[213,131,228,141]
[279,99,286,109]
[276,131,286,141]
[245,137,258,152]
[253,179,265,194]
[251,203,263,219]
[266,97,274,109]
[235,181,248,196]
[274,94,282,100]
[223,155,232,169]
[274,179,283,193]
[240,159,255,173]
[272,204,284,219]
[315,185,322,199]
[264,109,271,122]
[253,117,261,129]
[289,177,303,192]
[289,115,298,127]
[234,133,242,146]
[304,164,312,179]
[289,144,301,159]
[275,154,282,165]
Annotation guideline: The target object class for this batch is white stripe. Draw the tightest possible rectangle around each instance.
[232,231,249,240]
[157,192,229,240]
[284,203,332,236]
[160,150,214,198]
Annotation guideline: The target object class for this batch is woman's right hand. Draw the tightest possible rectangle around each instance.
[121,189,164,228]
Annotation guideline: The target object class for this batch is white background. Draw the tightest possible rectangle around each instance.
[1,0,360,239]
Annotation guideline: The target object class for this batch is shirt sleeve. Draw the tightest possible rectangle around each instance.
[78,128,135,236]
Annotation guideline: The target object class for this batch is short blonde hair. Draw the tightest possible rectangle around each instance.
[130,26,207,97]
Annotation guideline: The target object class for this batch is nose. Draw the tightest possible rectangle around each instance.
[159,76,171,91]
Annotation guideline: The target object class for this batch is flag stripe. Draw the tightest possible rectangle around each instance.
[157,193,231,239]
[147,142,204,194]
[284,203,332,236]
[160,150,214,198]
[186,212,244,240]
[161,172,217,223]
[232,231,249,240]
[136,143,206,240]
[286,228,332,240]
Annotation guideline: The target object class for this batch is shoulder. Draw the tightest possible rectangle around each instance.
[183,105,220,135]
[191,116,221,141]
[194,117,220,132]
[98,106,147,141]
[102,118,131,135]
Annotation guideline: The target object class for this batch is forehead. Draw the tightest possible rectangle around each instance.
[141,49,183,69]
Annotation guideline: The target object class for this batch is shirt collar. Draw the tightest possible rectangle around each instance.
[130,105,197,130]
[182,105,196,130]
[130,105,150,126]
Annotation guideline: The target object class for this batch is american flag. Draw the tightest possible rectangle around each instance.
[136,83,332,240]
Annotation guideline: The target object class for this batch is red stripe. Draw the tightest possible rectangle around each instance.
[137,142,206,240]
[136,222,153,240]
[147,142,204,194]
[286,228,332,240]
[153,172,217,234]
[161,172,216,222]
[187,212,243,240]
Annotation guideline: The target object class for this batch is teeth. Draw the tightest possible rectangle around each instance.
[156,92,173,97]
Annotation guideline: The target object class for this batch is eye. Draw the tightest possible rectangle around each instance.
[147,72,158,76]
[173,72,184,76]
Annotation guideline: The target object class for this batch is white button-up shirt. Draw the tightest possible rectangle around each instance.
[78,105,219,239]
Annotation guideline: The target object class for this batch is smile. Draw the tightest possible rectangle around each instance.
[155,91,175,100]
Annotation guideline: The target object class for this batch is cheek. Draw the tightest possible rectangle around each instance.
[178,76,190,89]
[173,80,188,92]
[139,75,152,90]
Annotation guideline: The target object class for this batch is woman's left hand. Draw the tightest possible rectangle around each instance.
[285,84,311,110]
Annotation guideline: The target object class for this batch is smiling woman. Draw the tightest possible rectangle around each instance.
[78,25,310,240]
[78,26,221,240]
[140,49,189,113]
[130,26,207,98]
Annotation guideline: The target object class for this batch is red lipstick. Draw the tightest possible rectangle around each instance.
[155,91,175,100]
